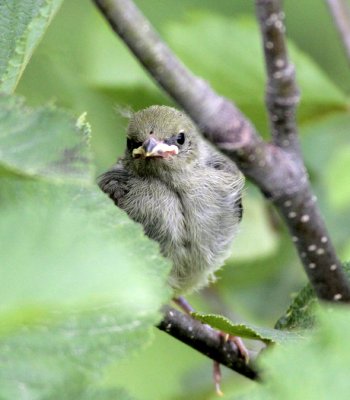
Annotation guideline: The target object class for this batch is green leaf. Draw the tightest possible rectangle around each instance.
[0,360,136,400]
[274,284,318,331]
[0,0,63,93]
[192,313,304,344]
[275,263,350,331]
[0,182,171,398]
[246,306,350,400]
[0,95,171,398]
[56,386,136,400]
[165,13,347,134]
[0,95,93,183]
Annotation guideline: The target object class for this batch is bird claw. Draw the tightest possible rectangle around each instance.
[223,332,230,343]
[218,331,250,364]
[213,333,249,396]
[173,297,250,394]
[229,335,250,364]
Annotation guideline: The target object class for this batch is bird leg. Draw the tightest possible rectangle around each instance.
[173,296,249,396]
[227,335,250,364]
[213,360,224,397]
[173,296,194,314]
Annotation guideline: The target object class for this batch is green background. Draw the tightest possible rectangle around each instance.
[1,0,350,398]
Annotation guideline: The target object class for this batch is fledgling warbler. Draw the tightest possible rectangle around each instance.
[98,105,244,295]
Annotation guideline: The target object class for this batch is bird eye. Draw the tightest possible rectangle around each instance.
[176,132,185,145]
[127,138,143,151]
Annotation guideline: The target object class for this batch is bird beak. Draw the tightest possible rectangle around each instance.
[132,136,179,158]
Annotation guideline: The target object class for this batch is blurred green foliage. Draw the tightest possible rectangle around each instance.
[1,0,350,398]
[0,93,171,399]
[240,306,350,400]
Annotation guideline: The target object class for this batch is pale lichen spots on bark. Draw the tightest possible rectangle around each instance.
[308,245,317,252]
[300,214,310,223]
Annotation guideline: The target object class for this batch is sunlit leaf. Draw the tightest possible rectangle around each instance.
[0,95,92,183]
[0,0,63,93]
[0,95,171,398]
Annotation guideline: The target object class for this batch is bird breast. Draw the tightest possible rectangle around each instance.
[118,167,242,295]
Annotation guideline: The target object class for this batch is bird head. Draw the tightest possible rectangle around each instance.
[124,106,200,176]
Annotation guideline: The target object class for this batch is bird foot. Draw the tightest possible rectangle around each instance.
[173,297,249,396]
[213,332,249,395]
[220,332,250,364]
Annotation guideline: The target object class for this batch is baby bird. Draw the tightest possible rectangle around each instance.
[99,105,246,395]
[98,105,244,296]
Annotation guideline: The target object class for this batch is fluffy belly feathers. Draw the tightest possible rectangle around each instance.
[119,175,240,294]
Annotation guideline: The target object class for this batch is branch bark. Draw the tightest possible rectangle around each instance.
[255,0,350,302]
[93,0,350,303]
[255,0,300,153]
[157,306,259,381]
[327,0,350,64]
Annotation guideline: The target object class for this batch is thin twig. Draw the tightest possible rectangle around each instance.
[327,0,350,64]
[93,0,350,303]
[157,306,260,381]
[255,0,300,153]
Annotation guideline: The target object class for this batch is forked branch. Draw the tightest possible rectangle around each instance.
[93,0,350,303]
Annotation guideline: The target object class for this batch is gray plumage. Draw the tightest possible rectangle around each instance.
[98,106,244,295]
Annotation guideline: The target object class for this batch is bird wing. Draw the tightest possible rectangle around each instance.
[97,159,131,206]
[203,143,244,221]
[203,142,239,174]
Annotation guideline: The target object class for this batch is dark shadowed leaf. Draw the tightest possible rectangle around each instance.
[275,262,350,331]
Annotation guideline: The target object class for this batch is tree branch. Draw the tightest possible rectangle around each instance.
[93,0,350,303]
[326,0,350,64]
[255,0,300,153]
[93,0,261,152]
[157,306,259,381]
[255,0,350,302]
